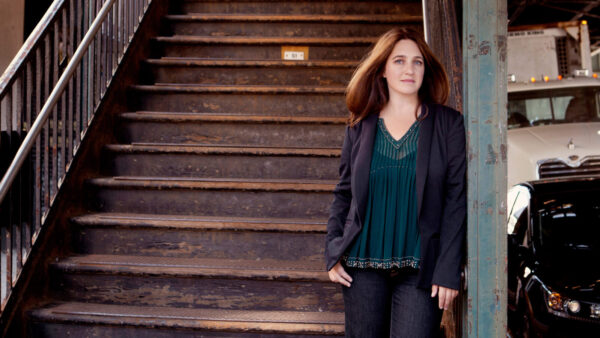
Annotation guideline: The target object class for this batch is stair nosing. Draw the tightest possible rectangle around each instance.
[130,84,345,94]
[72,213,327,233]
[53,255,328,281]
[105,143,341,157]
[154,35,377,45]
[121,112,348,124]
[31,302,345,333]
[145,58,358,68]
[165,13,421,23]
[87,177,337,192]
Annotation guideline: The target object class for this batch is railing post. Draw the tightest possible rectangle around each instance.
[462,0,508,337]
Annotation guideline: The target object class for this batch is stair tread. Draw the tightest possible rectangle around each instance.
[154,35,377,44]
[72,212,327,232]
[130,84,345,94]
[106,143,341,156]
[88,176,337,191]
[54,254,328,279]
[121,111,347,124]
[165,13,420,23]
[31,302,344,333]
[146,58,358,68]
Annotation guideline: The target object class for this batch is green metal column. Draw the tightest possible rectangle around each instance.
[462,0,507,337]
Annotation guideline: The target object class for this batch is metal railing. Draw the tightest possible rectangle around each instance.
[0,0,152,312]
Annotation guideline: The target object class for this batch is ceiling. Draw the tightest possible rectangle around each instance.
[508,0,600,50]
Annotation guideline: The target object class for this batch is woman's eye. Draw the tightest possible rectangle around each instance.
[394,59,404,64]
[415,60,423,66]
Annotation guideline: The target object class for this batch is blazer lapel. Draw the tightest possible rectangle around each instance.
[416,103,433,218]
[353,113,378,226]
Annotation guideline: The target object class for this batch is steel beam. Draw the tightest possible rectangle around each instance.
[462,0,507,337]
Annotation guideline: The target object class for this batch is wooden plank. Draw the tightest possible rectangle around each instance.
[462,0,507,337]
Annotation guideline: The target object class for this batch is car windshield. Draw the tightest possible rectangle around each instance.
[508,86,600,129]
[534,191,600,263]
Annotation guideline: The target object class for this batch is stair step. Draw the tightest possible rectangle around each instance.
[89,176,336,191]
[129,85,346,116]
[166,13,419,23]
[120,111,348,123]
[30,302,345,336]
[73,213,327,232]
[166,14,419,38]
[152,36,376,60]
[179,0,421,16]
[105,144,340,179]
[131,84,346,94]
[144,58,356,85]
[72,213,326,260]
[51,255,342,311]
[87,177,335,218]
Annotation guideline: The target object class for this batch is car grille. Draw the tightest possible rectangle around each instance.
[539,157,600,179]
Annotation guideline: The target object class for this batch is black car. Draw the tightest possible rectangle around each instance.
[507,177,600,338]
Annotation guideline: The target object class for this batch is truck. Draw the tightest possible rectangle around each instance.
[507,20,600,187]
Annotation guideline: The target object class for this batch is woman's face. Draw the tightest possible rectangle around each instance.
[383,39,425,99]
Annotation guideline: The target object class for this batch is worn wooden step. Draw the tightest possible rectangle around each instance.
[152,36,376,60]
[129,84,346,116]
[144,58,356,86]
[119,112,346,146]
[87,177,336,218]
[178,0,421,16]
[166,14,420,37]
[29,302,345,337]
[105,144,340,179]
[51,255,343,312]
[72,213,326,261]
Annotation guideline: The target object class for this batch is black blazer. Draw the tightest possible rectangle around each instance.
[325,102,466,290]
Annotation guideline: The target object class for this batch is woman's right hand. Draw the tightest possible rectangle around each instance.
[328,261,353,287]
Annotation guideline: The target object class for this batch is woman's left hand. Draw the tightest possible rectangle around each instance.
[431,284,459,310]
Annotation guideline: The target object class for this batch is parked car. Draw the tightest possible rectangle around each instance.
[507,176,600,337]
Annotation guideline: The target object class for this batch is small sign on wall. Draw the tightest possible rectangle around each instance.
[281,46,309,60]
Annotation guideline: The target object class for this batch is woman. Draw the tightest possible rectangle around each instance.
[325,27,466,337]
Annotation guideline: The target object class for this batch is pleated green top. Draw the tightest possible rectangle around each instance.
[344,117,421,269]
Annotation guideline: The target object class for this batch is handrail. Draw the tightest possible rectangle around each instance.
[0,0,153,312]
[0,0,115,203]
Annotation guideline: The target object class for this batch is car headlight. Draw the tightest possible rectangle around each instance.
[566,300,581,314]
[591,304,600,319]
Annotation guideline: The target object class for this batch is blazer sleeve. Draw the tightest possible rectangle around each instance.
[432,112,467,290]
[325,125,353,271]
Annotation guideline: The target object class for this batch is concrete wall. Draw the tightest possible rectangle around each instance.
[0,0,25,77]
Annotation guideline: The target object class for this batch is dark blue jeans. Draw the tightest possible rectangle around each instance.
[342,267,443,338]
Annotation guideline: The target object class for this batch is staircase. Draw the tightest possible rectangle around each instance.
[25,0,422,336]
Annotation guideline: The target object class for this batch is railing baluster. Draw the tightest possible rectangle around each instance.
[43,35,50,221]
[4,88,13,301]
[24,61,33,258]
[13,77,23,279]
[67,0,75,166]
[52,23,59,201]
[61,8,67,178]
[34,49,42,238]
[74,0,82,149]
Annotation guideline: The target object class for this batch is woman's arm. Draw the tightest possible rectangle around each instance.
[432,112,467,290]
[325,125,354,271]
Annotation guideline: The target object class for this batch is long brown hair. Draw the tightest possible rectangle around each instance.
[346,27,449,127]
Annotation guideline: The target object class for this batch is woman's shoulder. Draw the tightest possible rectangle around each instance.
[426,103,463,123]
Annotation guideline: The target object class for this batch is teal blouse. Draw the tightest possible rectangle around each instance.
[344,117,421,269]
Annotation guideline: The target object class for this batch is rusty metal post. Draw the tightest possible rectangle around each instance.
[462,0,507,337]
[423,1,463,336]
